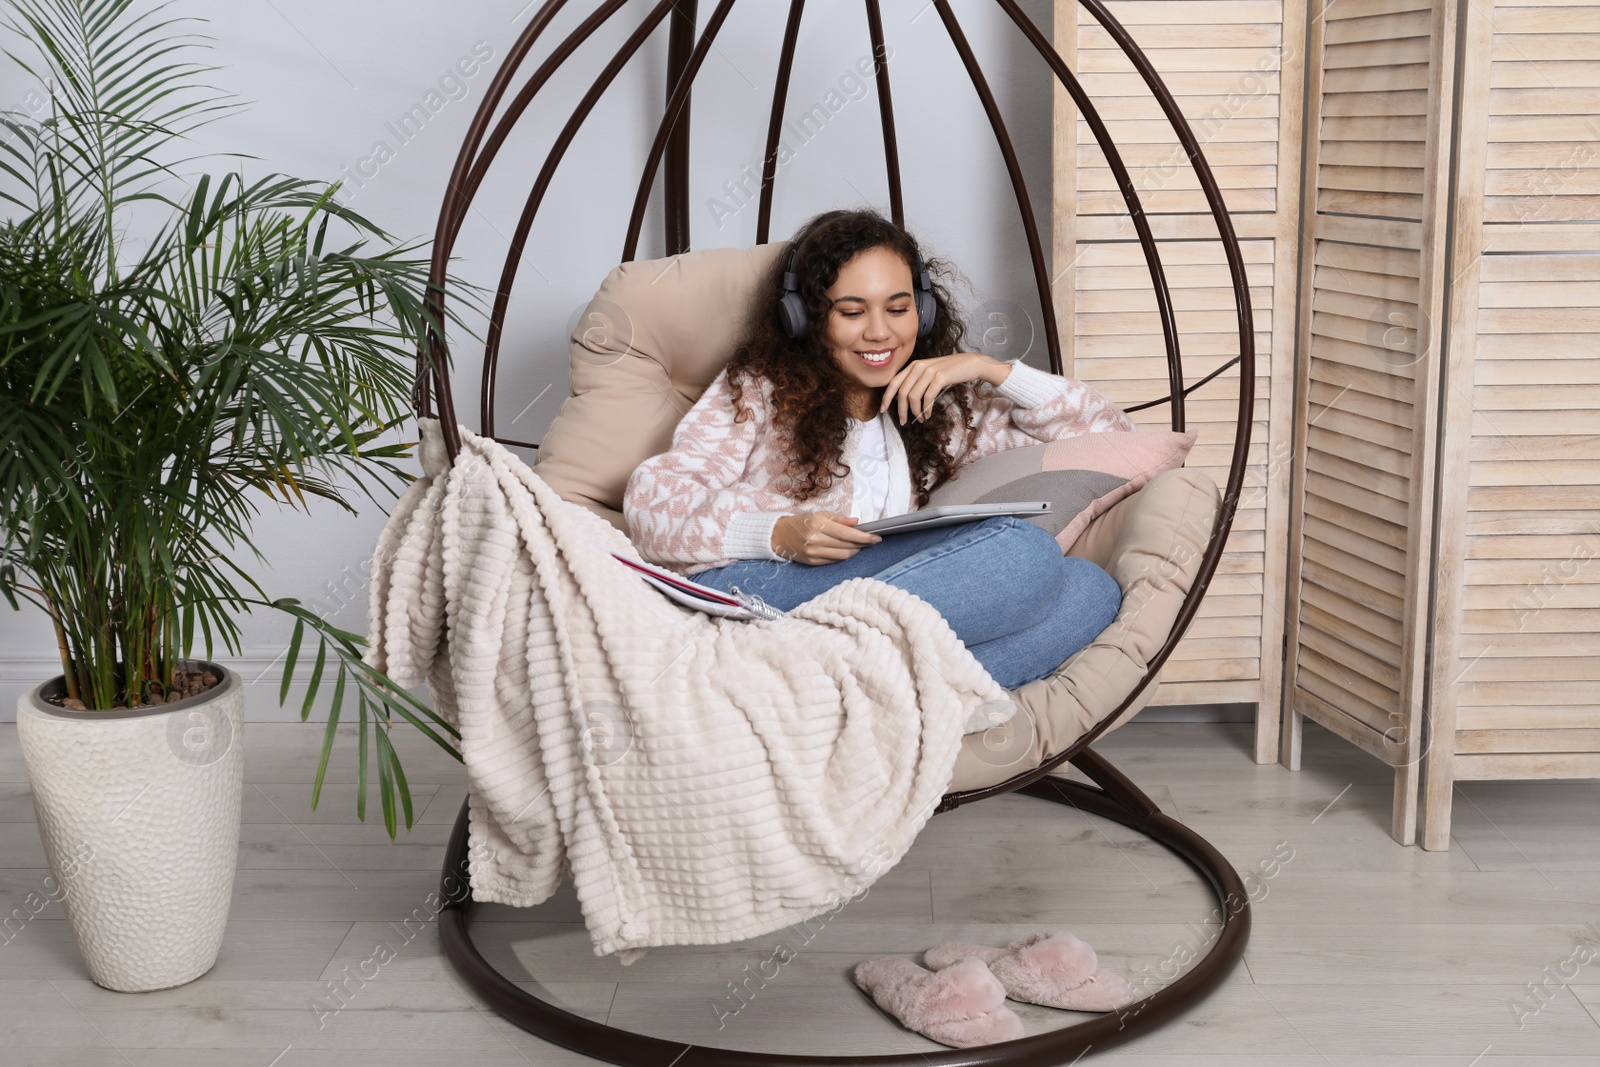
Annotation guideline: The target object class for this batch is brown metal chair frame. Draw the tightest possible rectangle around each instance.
[415,1,1258,1062]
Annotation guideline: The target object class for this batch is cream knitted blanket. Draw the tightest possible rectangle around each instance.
[362,418,1016,961]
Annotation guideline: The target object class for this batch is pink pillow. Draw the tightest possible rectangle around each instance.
[925,431,1197,552]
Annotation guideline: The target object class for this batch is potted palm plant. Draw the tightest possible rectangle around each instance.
[1,0,460,991]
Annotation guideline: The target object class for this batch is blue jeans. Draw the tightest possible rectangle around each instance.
[693,516,1122,689]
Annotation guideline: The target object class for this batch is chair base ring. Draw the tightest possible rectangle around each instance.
[437,749,1250,1066]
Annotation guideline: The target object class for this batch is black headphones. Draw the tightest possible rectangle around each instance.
[778,236,937,341]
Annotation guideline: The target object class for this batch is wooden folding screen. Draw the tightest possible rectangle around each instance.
[1281,0,1600,848]
[1051,0,1305,763]
[1279,0,1460,845]
[1420,0,1600,849]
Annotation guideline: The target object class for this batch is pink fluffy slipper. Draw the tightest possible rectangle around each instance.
[852,955,1025,1048]
[924,931,1133,1012]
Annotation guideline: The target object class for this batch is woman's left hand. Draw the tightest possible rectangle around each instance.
[880,352,1009,424]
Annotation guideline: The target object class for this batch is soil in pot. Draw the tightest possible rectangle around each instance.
[43,665,222,712]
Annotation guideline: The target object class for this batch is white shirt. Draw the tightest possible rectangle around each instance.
[848,412,909,522]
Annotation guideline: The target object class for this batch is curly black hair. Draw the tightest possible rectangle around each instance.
[723,209,984,508]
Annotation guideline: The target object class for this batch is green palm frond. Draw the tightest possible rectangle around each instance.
[3,0,239,229]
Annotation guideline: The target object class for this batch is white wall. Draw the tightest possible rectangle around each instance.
[0,0,1056,720]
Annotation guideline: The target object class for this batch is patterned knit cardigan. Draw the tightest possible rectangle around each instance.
[623,359,1135,576]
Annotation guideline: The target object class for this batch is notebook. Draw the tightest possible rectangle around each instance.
[611,553,785,621]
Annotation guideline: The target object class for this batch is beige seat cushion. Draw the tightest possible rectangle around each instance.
[531,244,785,534]
[527,245,1223,790]
[947,466,1222,792]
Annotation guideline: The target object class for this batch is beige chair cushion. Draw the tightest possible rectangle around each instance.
[531,244,786,533]
[526,245,1223,789]
[947,466,1222,792]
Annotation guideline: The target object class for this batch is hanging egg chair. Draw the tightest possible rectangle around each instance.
[413,1,1257,1062]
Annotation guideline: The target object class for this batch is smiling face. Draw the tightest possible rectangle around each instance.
[822,245,921,420]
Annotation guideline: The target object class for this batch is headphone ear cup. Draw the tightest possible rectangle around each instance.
[915,288,937,338]
[778,291,808,340]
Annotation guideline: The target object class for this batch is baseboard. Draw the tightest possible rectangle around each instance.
[3,655,1258,725]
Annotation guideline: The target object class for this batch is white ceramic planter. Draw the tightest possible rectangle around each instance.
[16,661,244,992]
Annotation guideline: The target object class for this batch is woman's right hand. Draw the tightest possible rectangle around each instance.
[771,511,883,565]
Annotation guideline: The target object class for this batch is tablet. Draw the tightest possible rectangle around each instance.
[856,501,1052,536]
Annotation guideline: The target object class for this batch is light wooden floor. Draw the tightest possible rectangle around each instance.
[2,717,1599,1066]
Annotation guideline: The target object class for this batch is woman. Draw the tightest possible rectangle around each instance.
[623,210,1132,689]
